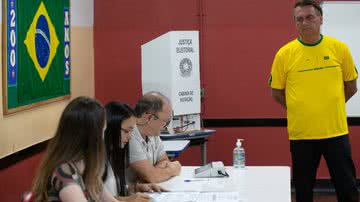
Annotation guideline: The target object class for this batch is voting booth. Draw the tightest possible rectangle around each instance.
[141,31,201,133]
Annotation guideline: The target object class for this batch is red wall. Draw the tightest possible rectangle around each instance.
[94,0,200,106]
[94,0,296,118]
[0,152,43,202]
[94,0,360,178]
[200,0,296,118]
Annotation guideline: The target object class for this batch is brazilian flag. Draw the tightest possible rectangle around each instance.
[7,0,70,111]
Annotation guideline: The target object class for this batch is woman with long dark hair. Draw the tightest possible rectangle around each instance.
[32,96,120,202]
[103,101,166,202]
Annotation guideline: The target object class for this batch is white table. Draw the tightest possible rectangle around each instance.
[163,140,190,158]
[158,166,291,202]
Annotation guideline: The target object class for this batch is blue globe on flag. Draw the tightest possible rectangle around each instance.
[35,15,50,68]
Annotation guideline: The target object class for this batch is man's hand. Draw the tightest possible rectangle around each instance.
[344,79,357,102]
[136,183,169,193]
[167,161,181,176]
[271,88,286,109]
[155,160,168,169]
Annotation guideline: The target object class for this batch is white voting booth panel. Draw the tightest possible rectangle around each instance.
[141,31,201,131]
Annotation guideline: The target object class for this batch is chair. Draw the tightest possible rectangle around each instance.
[21,191,34,202]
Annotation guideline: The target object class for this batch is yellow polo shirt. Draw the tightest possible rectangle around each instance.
[269,35,358,140]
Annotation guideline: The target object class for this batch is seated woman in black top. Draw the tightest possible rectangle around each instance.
[103,101,166,202]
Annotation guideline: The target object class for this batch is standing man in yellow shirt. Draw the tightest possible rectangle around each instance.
[269,1,358,202]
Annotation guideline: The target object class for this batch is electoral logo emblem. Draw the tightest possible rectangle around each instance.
[24,2,59,81]
[179,58,192,77]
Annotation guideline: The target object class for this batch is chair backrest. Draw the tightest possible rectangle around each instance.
[21,191,34,202]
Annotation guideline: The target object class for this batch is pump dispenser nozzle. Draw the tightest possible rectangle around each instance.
[236,139,243,147]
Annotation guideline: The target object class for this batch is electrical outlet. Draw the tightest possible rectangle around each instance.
[200,87,205,98]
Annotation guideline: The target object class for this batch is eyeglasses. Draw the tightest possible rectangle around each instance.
[295,14,318,24]
[152,113,172,127]
[121,127,134,134]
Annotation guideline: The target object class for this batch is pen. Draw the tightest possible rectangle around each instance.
[184,179,208,182]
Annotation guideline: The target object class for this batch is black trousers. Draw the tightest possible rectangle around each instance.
[290,135,359,202]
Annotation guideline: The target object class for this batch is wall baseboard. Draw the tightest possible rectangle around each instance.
[203,118,360,127]
[0,141,47,170]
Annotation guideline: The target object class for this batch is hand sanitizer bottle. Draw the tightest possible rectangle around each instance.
[233,139,245,168]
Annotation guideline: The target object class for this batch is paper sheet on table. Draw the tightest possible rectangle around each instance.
[159,178,240,192]
[198,192,246,202]
[201,178,238,192]
[159,178,205,192]
[149,192,200,202]
[149,192,245,202]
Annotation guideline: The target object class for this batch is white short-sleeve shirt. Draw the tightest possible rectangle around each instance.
[129,126,166,165]
[127,126,166,182]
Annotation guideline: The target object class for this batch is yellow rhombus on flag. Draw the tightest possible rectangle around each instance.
[24,2,59,82]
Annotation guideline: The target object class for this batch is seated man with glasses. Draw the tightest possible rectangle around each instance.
[128,91,182,183]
